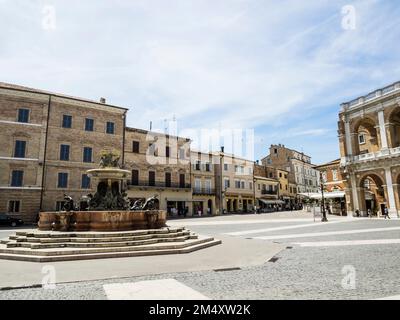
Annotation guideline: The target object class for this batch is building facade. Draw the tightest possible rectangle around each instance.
[215,152,254,213]
[261,144,320,195]
[124,127,193,217]
[190,151,217,216]
[338,81,400,217]
[315,159,347,215]
[0,83,127,223]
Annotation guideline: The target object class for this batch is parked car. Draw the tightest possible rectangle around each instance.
[0,214,24,227]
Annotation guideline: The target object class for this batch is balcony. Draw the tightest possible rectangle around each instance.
[261,189,278,195]
[193,187,215,195]
[341,147,400,166]
[128,181,191,189]
[341,81,400,111]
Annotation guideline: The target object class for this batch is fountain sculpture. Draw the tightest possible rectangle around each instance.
[38,151,166,232]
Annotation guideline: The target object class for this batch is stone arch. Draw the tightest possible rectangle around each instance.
[387,106,400,148]
[357,171,386,216]
[351,116,380,156]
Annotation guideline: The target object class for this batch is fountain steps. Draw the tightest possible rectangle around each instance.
[0,227,221,262]
[0,237,221,262]
[7,234,197,249]
[15,227,185,239]
[8,230,192,244]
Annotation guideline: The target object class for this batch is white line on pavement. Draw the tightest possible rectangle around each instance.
[224,219,350,236]
[252,226,400,241]
[374,294,400,300]
[293,239,400,247]
[167,218,345,227]
[103,279,210,300]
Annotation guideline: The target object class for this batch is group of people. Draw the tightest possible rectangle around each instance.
[355,206,391,219]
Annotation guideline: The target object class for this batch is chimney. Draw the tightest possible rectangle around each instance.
[100,97,106,104]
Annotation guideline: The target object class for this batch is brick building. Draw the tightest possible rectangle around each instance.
[0,82,127,223]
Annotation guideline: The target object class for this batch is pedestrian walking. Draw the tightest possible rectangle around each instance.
[383,206,391,219]
[367,208,372,218]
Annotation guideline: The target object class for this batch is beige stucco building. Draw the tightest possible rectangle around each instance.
[124,127,193,217]
[214,152,255,213]
[190,151,217,216]
[338,81,400,217]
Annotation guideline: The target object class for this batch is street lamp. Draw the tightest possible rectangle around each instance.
[320,171,328,222]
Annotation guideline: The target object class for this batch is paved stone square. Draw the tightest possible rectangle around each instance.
[0,211,399,300]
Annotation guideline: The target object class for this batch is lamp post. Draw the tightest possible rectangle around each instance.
[320,171,328,222]
[220,146,225,215]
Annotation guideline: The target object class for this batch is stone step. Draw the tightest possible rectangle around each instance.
[0,238,221,262]
[15,227,185,239]
[0,239,10,245]
[0,236,213,257]
[10,234,198,249]
[13,230,192,244]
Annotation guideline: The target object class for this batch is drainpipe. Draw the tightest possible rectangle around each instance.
[39,95,52,212]
[121,111,127,167]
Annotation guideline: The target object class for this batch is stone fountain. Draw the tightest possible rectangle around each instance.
[38,151,166,232]
[0,151,220,262]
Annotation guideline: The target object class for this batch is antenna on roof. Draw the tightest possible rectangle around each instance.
[149,121,152,131]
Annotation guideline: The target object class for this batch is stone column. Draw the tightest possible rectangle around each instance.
[344,118,353,156]
[393,184,400,216]
[384,168,398,217]
[348,173,359,217]
[378,110,388,149]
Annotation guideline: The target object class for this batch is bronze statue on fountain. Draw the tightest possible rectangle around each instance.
[38,151,167,232]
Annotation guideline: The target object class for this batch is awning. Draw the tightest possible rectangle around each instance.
[298,192,345,199]
[258,199,285,205]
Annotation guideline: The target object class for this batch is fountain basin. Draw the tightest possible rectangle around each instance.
[38,210,167,232]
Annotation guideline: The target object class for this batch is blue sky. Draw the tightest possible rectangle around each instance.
[1,0,400,164]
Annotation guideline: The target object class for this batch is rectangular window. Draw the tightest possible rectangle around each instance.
[179,174,185,188]
[81,174,91,189]
[83,147,93,163]
[148,143,156,156]
[14,140,26,158]
[11,170,23,187]
[131,169,139,185]
[195,160,201,170]
[224,163,228,171]
[205,163,210,172]
[106,121,115,134]
[149,171,155,186]
[132,141,140,153]
[60,144,70,161]
[56,201,66,211]
[332,170,338,181]
[165,146,170,158]
[195,178,201,191]
[224,178,230,189]
[57,172,68,188]
[62,115,72,128]
[85,118,94,131]
[18,108,29,123]
[8,200,20,213]
[249,182,253,190]
[358,134,365,144]
[165,172,171,187]
[240,181,245,189]
[205,179,211,192]
[235,180,241,188]
[179,148,185,160]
